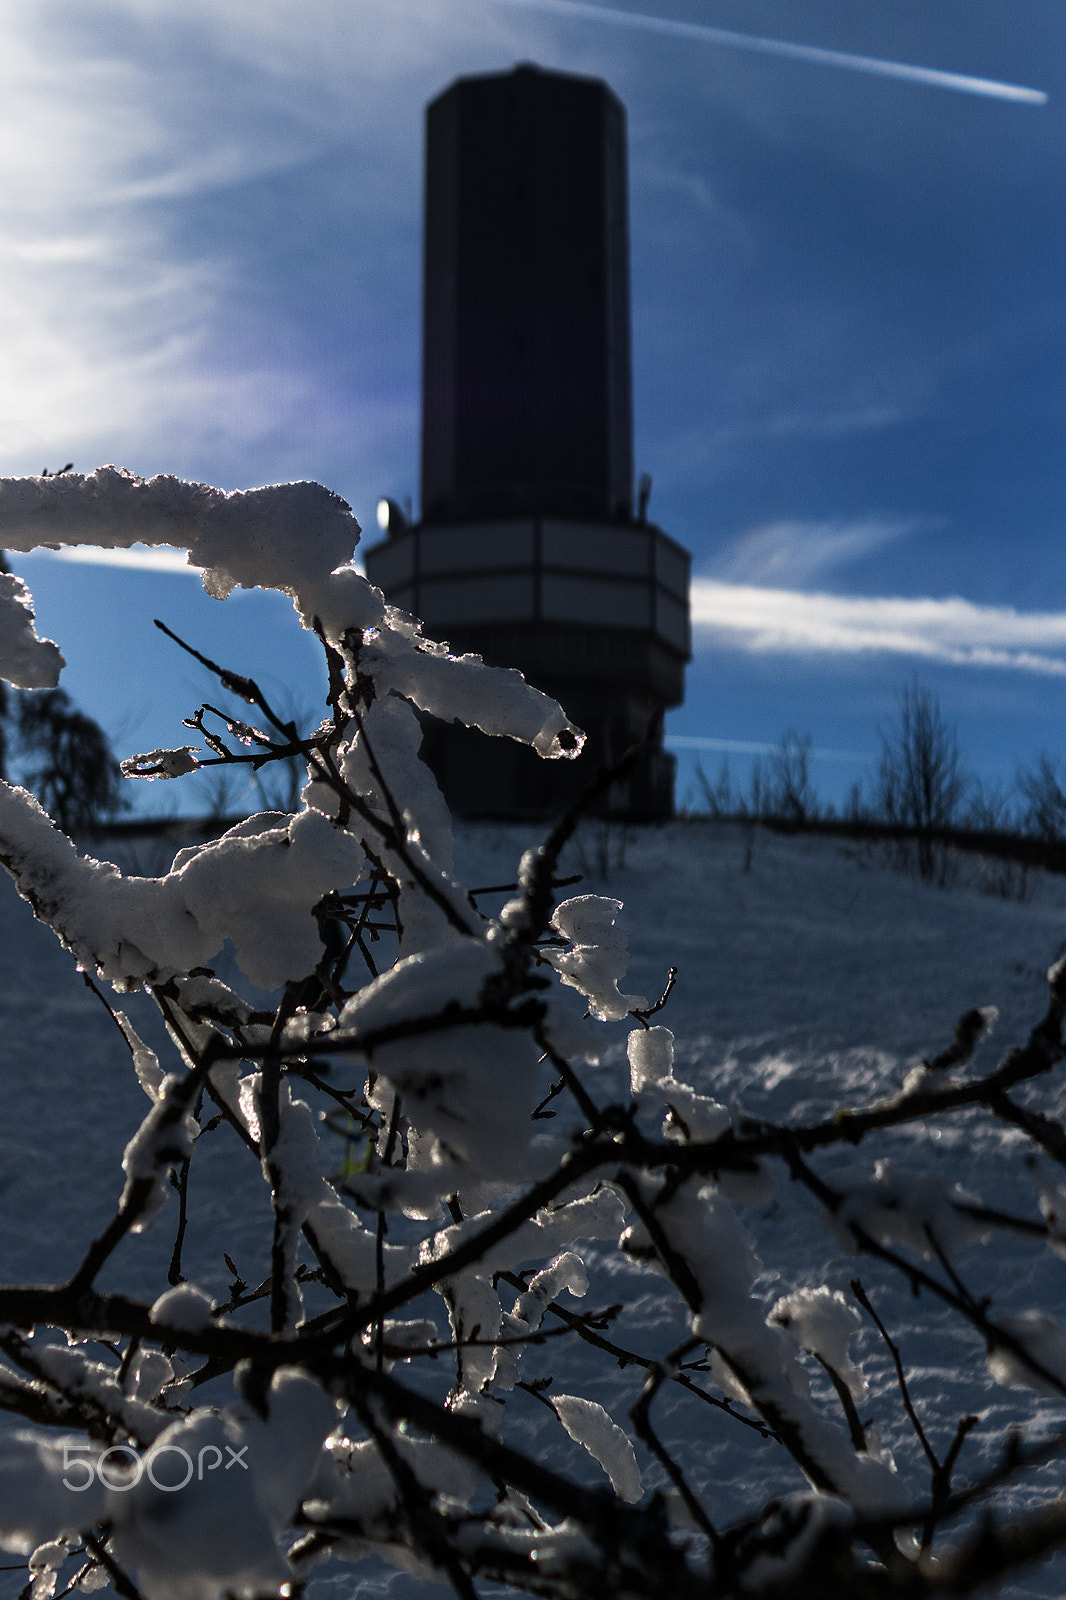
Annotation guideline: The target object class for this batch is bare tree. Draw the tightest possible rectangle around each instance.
[15,687,127,834]
[1017,752,1066,845]
[765,728,817,822]
[0,550,126,833]
[695,756,737,818]
[877,681,967,882]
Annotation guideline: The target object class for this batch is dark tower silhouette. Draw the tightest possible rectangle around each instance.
[421,63,633,525]
[365,62,690,818]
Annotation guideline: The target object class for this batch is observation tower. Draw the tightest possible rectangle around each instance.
[365,62,690,818]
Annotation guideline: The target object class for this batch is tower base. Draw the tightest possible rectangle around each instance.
[364,513,689,822]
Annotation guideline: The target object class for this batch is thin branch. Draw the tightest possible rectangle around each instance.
[167,1156,192,1287]
[631,967,678,1026]
[631,1362,723,1553]
[851,1279,939,1474]
[65,1045,220,1295]
[81,1534,141,1600]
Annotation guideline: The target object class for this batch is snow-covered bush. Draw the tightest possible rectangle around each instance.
[2,470,1066,1597]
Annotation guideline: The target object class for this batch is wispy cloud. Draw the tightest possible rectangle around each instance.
[494,0,1048,103]
[0,6,326,472]
[26,545,196,575]
[22,542,369,578]
[0,0,540,487]
[754,408,909,443]
[691,581,1066,676]
[667,733,868,762]
[711,516,927,587]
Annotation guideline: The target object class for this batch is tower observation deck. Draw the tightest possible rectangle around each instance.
[364,62,690,818]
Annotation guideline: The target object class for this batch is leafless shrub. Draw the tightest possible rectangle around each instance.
[1017,752,1066,846]
[877,682,968,884]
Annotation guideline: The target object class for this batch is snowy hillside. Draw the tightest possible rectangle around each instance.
[5,818,1066,1598]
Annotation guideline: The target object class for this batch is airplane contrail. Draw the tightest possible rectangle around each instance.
[495,0,1048,105]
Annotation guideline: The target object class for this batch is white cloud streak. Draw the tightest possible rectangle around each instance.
[29,551,1066,684]
[30,544,197,574]
[711,516,927,587]
[667,734,868,762]
[23,542,369,578]
[691,580,1066,677]
[494,0,1048,104]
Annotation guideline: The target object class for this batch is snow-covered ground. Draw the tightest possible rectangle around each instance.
[4,819,1066,1598]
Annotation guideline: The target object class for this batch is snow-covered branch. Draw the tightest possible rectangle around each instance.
[1,472,1066,1600]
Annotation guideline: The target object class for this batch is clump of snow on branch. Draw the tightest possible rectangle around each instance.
[828,1161,988,1259]
[149,1284,214,1334]
[986,1311,1066,1396]
[628,1024,730,1141]
[631,1180,903,1515]
[0,1433,108,1553]
[109,1370,337,1600]
[335,939,545,1180]
[770,1287,867,1401]
[0,789,369,988]
[0,467,359,603]
[0,571,64,689]
[362,617,583,761]
[551,1395,643,1502]
[120,746,201,781]
[547,895,647,1019]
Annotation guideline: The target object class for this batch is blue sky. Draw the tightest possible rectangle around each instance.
[1,0,1063,815]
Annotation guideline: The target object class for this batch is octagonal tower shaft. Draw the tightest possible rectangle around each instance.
[421,64,633,526]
